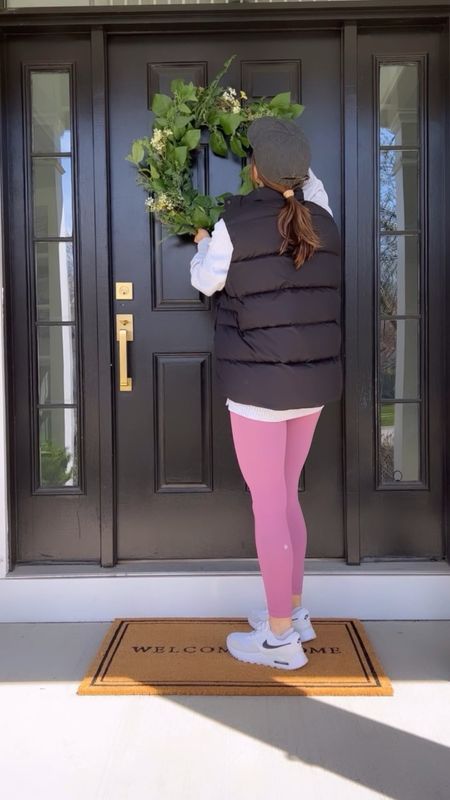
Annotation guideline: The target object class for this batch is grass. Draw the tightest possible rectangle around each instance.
[380,403,395,426]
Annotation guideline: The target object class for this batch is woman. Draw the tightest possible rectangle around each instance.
[190,116,343,671]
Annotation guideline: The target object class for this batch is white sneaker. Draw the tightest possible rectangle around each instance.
[226,618,308,670]
[247,605,316,642]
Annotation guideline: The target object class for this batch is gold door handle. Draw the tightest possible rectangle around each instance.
[116,314,133,391]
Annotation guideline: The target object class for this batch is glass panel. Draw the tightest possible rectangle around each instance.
[39,407,78,488]
[379,150,418,231]
[379,64,418,146]
[33,156,73,238]
[380,319,419,400]
[31,71,71,153]
[379,402,420,483]
[35,241,75,322]
[37,325,77,404]
[380,235,419,316]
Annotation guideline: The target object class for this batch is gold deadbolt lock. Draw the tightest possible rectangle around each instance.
[115,281,133,300]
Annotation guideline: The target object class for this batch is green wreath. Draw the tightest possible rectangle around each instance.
[125,55,304,238]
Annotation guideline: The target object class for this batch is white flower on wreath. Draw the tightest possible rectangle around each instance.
[221,87,242,114]
[149,127,173,153]
[145,192,176,212]
[246,108,276,121]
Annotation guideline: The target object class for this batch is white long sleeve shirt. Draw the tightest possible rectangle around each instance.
[190,168,333,422]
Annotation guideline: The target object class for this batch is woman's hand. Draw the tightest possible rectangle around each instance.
[194,228,210,244]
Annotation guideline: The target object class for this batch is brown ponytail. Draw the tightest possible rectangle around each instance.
[250,155,322,269]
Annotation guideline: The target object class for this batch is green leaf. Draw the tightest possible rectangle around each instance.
[175,146,188,167]
[269,91,291,110]
[207,54,236,95]
[230,134,247,158]
[209,129,228,157]
[181,128,201,150]
[170,79,197,103]
[182,82,197,101]
[216,191,233,203]
[206,108,220,127]
[209,206,222,225]
[173,114,194,140]
[150,164,160,180]
[288,103,304,118]
[239,132,250,148]
[219,113,243,136]
[174,114,193,129]
[170,78,185,95]
[174,224,196,236]
[130,141,145,164]
[192,206,210,229]
[151,93,172,116]
[239,164,255,195]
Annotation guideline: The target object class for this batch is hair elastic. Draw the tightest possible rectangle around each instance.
[283,189,294,198]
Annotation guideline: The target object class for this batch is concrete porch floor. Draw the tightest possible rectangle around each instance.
[0,621,449,800]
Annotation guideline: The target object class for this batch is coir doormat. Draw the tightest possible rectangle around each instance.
[77,617,393,696]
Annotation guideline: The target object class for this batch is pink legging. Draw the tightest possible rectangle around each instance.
[229,409,322,618]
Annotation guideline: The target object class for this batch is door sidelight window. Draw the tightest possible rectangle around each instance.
[29,69,80,489]
[377,62,424,486]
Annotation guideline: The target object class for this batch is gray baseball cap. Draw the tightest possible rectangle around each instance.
[247,116,311,187]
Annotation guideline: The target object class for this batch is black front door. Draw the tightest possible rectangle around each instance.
[108,32,344,561]
[4,18,448,567]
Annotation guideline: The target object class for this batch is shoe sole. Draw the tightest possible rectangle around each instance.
[227,643,309,671]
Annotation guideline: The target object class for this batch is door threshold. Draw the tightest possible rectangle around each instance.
[5,557,450,579]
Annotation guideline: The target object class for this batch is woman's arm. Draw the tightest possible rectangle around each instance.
[302,167,333,217]
[190,217,234,296]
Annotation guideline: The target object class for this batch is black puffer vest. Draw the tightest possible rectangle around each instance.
[213,185,343,409]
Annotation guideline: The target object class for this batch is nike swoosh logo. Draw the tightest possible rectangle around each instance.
[262,639,291,649]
